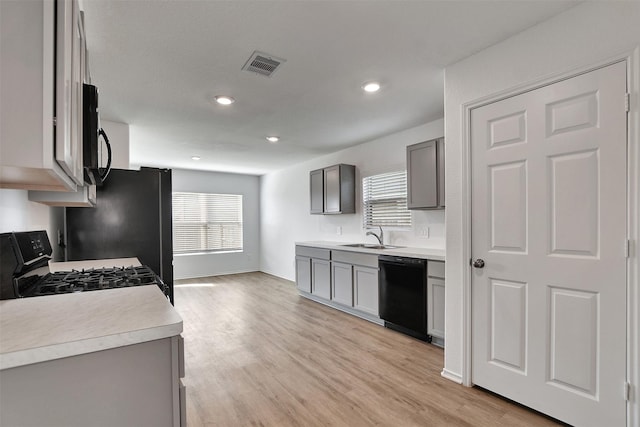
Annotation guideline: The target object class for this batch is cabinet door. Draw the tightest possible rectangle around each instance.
[437,139,445,207]
[407,140,438,209]
[427,277,445,338]
[55,0,83,185]
[331,262,353,306]
[0,0,77,191]
[353,265,378,315]
[309,169,324,214]
[311,258,331,299]
[70,0,85,182]
[295,256,311,292]
[323,165,341,213]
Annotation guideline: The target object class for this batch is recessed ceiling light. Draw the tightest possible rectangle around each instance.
[362,82,381,93]
[266,136,279,143]
[214,95,235,105]
[191,156,201,161]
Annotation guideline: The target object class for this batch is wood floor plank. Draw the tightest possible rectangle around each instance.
[174,272,563,426]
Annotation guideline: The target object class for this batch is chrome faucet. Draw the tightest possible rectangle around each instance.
[366,226,384,245]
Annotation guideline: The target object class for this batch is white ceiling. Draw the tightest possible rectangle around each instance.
[81,0,578,176]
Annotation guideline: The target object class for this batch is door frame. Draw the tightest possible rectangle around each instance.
[459,48,640,426]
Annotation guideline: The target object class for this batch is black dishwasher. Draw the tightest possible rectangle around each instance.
[378,255,430,341]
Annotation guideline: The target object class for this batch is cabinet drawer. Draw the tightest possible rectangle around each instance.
[295,245,330,260]
[331,250,378,268]
[428,261,445,279]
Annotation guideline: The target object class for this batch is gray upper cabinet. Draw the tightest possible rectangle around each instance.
[0,0,84,192]
[310,164,355,214]
[309,169,324,214]
[407,137,445,209]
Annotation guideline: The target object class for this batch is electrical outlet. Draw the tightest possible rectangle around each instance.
[336,226,342,235]
[419,227,430,238]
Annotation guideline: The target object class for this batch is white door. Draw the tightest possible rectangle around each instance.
[471,61,627,427]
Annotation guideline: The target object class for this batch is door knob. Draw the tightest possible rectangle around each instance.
[472,258,485,268]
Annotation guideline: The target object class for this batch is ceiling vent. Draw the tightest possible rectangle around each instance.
[242,51,286,77]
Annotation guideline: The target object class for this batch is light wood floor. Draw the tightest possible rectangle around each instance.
[174,272,563,427]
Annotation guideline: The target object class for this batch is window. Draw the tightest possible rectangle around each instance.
[172,192,243,254]
[362,171,411,228]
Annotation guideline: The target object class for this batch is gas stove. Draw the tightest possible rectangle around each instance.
[26,266,168,297]
[1,231,169,300]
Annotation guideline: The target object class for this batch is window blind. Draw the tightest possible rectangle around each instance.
[362,171,411,228]
[172,192,243,254]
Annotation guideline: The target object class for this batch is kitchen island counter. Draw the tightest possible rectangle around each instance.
[296,240,445,261]
[0,285,182,370]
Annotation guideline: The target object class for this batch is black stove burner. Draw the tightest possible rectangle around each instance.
[25,266,167,297]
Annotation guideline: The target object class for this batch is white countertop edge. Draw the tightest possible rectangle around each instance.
[0,321,183,371]
[48,257,142,272]
[295,241,446,261]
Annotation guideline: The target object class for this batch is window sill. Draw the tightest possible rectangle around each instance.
[174,250,243,257]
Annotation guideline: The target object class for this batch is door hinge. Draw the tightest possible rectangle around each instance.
[625,93,630,112]
[53,116,57,126]
[624,382,631,401]
[626,239,632,258]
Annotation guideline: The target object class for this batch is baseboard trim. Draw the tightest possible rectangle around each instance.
[174,269,258,281]
[441,368,463,384]
[299,291,384,326]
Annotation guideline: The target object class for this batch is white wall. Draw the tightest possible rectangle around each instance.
[101,120,130,169]
[443,0,640,395]
[172,168,260,279]
[260,119,445,281]
[0,189,65,260]
[0,189,51,233]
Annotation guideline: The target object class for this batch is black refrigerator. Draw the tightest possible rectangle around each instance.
[65,167,174,304]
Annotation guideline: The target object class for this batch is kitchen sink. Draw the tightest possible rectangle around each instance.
[340,243,403,250]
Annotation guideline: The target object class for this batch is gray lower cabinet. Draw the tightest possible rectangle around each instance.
[295,245,332,299]
[0,335,186,426]
[427,261,446,341]
[311,258,331,299]
[296,245,443,339]
[330,250,379,317]
[295,255,312,292]
[407,137,445,209]
[331,261,353,306]
[353,265,379,315]
[296,246,381,323]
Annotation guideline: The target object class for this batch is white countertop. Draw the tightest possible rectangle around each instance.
[49,257,142,272]
[0,285,183,370]
[296,241,445,261]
